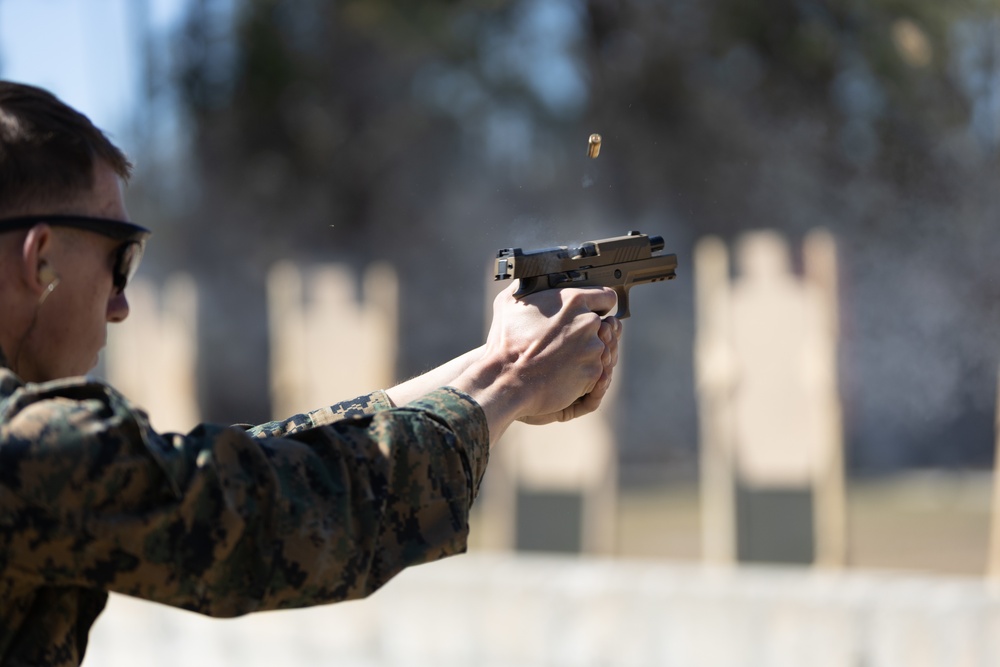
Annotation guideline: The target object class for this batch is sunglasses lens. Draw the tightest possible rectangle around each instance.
[115,241,145,290]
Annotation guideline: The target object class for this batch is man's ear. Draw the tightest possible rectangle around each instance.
[20,224,56,295]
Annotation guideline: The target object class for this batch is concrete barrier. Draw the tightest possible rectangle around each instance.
[85,553,1000,667]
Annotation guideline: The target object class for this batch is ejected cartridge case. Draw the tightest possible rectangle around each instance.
[587,133,602,159]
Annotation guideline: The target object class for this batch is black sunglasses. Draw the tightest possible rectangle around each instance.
[0,215,151,291]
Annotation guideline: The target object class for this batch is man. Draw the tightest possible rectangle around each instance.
[0,81,622,666]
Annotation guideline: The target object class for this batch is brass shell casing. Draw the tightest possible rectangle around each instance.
[587,133,602,159]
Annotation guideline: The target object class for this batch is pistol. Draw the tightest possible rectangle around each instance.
[494,231,677,318]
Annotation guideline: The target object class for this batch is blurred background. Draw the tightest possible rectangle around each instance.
[4,0,1000,663]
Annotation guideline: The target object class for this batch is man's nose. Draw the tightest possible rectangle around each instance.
[107,290,130,323]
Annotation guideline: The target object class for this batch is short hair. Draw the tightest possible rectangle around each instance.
[0,80,133,218]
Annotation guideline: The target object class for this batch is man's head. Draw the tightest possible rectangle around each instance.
[0,81,133,218]
[0,81,149,382]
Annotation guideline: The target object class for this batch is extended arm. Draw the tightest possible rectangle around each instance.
[0,375,488,621]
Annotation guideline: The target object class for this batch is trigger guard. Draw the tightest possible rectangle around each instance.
[612,287,630,319]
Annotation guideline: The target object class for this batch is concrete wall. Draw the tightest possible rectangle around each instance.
[85,552,1000,667]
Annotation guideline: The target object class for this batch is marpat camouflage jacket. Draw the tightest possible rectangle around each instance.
[0,368,489,666]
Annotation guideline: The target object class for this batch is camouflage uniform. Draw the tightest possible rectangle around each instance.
[0,367,489,666]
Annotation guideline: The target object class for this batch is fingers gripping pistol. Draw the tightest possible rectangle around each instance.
[494,231,678,318]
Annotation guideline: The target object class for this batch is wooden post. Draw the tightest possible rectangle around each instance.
[694,235,737,565]
[987,364,1000,580]
[805,229,847,569]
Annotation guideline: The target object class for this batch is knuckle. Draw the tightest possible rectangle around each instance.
[563,289,587,308]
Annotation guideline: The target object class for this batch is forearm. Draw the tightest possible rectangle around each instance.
[384,346,485,408]
[448,355,527,447]
[385,345,540,448]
